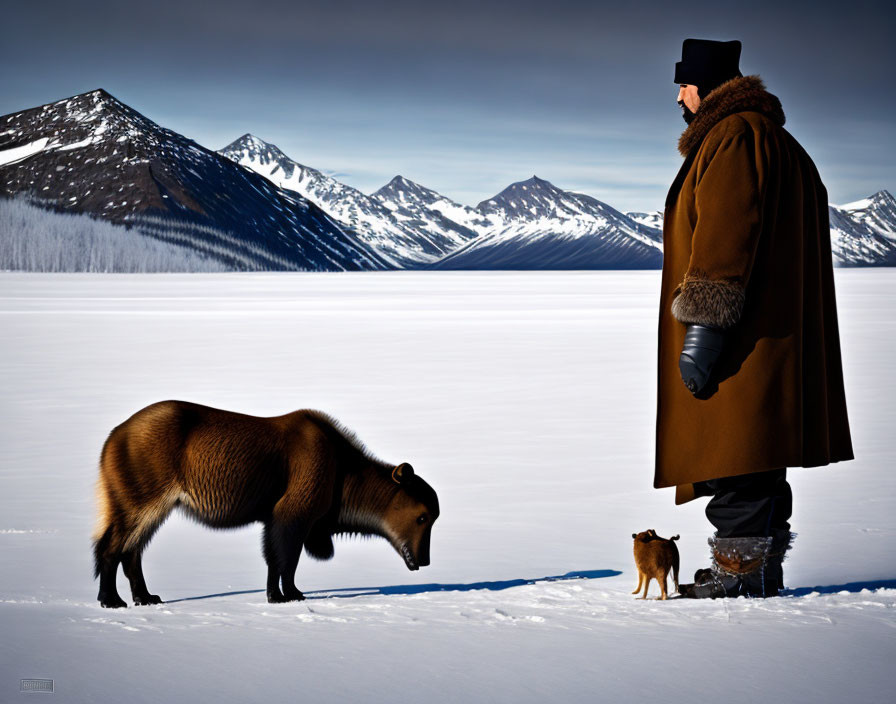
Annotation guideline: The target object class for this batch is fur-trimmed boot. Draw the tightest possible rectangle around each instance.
[679,530,795,599]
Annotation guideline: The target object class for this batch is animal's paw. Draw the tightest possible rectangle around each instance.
[281,587,306,602]
[99,593,128,609]
[267,589,305,603]
[134,594,163,606]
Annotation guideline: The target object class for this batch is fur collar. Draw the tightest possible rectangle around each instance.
[678,75,786,156]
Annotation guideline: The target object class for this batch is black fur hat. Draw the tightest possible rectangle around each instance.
[674,39,743,99]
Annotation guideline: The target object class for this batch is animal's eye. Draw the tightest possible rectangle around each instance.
[416,514,427,525]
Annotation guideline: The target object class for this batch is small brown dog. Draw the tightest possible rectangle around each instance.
[632,529,680,600]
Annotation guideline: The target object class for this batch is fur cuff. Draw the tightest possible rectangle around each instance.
[709,532,796,577]
[710,536,773,576]
[671,276,745,329]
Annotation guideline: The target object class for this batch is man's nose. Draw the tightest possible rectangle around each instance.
[677,87,685,102]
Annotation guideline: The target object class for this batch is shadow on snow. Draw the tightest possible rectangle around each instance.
[782,579,896,597]
[164,569,623,604]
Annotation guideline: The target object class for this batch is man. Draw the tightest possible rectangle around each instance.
[655,39,854,598]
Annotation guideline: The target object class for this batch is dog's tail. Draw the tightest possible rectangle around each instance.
[669,534,680,541]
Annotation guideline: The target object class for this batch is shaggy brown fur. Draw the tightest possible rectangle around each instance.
[677,74,785,157]
[667,76,787,331]
[632,529,680,600]
[92,400,439,608]
[671,269,747,330]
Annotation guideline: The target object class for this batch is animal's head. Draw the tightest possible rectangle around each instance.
[384,463,440,571]
[632,529,658,543]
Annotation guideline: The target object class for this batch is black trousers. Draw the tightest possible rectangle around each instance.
[693,468,792,538]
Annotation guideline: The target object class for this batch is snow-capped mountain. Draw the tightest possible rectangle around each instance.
[625,211,665,239]
[838,190,896,239]
[219,135,482,266]
[3,89,893,271]
[0,90,390,271]
[628,191,896,267]
[370,174,497,243]
[828,190,896,265]
[433,176,664,269]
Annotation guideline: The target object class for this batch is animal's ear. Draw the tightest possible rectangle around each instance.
[391,463,415,484]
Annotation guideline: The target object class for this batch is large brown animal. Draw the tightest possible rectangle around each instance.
[92,400,439,608]
[631,529,680,600]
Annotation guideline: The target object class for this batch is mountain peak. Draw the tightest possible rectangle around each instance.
[479,175,562,207]
[872,189,895,206]
[372,174,436,200]
[219,133,293,164]
[840,189,896,212]
[230,133,266,148]
[83,88,114,100]
[0,88,130,123]
[66,88,133,115]
[384,174,417,189]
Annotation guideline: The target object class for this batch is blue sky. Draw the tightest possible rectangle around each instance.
[1,0,893,212]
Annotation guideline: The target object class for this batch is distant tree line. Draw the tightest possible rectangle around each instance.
[0,196,232,272]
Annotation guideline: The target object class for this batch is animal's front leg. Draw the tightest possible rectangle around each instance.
[279,531,305,602]
[265,561,284,603]
[264,515,307,603]
[262,521,285,603]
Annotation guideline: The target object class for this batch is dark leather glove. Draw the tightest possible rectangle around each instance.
[679,324,725,395]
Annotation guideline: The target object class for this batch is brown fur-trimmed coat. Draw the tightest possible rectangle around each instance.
[655,75,854,503]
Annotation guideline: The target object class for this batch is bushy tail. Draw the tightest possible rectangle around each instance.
[92,443,115,580]
[93,525,113,579]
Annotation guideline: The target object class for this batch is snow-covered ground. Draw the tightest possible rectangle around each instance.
[1,270,893,703]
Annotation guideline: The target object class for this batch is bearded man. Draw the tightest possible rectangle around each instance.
[655,38,854,598]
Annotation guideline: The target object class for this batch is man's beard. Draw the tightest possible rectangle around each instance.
[679,100,697,125]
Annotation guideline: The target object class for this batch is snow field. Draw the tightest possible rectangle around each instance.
[0,270,893,703]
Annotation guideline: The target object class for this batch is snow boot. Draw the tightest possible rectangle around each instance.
[679,530,795,599]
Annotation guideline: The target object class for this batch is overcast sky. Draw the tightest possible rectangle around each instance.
[1,0,893,212]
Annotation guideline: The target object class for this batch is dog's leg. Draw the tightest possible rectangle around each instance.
[640,576,651,599]
[632,570,644,595]
[659,571,668,600]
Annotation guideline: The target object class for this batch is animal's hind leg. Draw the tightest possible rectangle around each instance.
[120,492,177,605]
[122,550,162,605]
[95,523,128,609]
[658,572,668,600]
[632,571,644,595]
